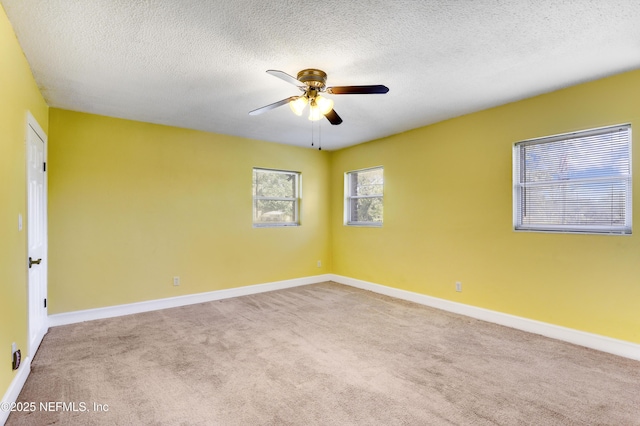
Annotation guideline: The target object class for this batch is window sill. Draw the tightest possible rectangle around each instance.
[253,223,300,228]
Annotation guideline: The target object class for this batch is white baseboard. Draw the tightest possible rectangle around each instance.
[49,274,332,327]
[46,273,639,361]
[0,356,32,426]
[329,274,640,361]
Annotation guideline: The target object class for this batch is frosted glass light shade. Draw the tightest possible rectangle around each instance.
[289,96,308,116]
[308,103,323,121]
[315,95,334,114]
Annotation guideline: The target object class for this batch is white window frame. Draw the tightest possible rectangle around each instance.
[253,168,301,227]
[513,124,632,235]
[345,166,384,227]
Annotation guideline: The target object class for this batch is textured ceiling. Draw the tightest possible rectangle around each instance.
[3,1,640,150]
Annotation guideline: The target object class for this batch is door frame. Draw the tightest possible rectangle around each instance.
[26,111,48,356]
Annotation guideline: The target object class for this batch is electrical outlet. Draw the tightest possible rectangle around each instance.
[173,276,180,286]
[455,281,462,292]
[317,260,322,268]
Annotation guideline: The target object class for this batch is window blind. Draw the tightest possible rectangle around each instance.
[514,125,631,234]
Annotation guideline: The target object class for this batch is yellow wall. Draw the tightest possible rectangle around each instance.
[0,4,49,397]
[48,109,331,313]
[46,70,640,345]
[330,69,640,343]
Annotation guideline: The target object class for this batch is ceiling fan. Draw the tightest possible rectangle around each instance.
[249,69,389,125]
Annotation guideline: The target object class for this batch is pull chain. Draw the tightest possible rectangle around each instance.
[310,118,322,151]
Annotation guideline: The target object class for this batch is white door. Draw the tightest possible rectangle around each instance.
[26,112,48,355]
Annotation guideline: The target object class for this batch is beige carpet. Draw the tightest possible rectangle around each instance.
[7,282,640,425]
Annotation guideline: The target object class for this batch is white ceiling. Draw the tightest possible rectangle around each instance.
[3,1,640,151]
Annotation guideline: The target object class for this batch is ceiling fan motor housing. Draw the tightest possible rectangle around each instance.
[297,69,327,89]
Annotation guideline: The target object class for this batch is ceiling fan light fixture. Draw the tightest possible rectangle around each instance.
[308,99,323,121]
[315,95,334,115]
[289,96,308,116]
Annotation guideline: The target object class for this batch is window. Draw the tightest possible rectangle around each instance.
[513,124,631,235]
[253,168,300,227]
[345,166,383,226]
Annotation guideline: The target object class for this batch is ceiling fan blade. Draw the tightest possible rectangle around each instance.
[266,70,305,88]
[324,109,343,125]
[249,96,298,115]
[326,85,389,95]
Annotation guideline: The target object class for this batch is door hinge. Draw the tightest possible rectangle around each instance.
[43,162,46,172]
[44,298,47,308]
